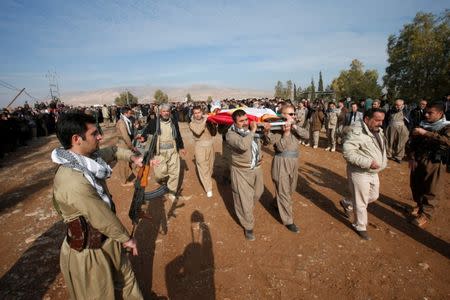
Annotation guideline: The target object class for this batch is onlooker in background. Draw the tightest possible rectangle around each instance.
[306,102,324,149]
[325,102,339,152]
[385,99,410,163]
[409,99,427,129]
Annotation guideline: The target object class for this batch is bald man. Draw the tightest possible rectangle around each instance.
[385,99,410,163]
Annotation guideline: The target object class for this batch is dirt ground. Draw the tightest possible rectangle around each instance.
[0,123,449,300]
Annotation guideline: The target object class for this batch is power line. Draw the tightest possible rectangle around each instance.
[0,79,39,101]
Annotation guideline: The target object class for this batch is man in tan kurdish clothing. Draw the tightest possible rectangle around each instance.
[189,105,217,197]
[116,106,136,185]
[142,103,186,201]
[268,104,308,234]
[52,112,143,300]
[226,109,270,241]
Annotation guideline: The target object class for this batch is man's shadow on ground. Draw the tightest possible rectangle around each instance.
[130,197,168,299]
[165,210,215,300]
[299,162,450,259]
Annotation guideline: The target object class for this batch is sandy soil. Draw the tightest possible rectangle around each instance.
[0,123,449,300]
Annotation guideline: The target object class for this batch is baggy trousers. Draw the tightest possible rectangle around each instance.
[386,125,409,160]
[327,128,336,148]
[410,157,445,219]
[154,147,181,193]
[272,156,298,225]
[60,239,143,300]
[347,166,380,231]
[231,166,264,230]
[195,142,214,193]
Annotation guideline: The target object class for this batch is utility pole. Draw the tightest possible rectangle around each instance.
[6,88,26,108]
[46,70,61,101]
[126,89,130,105]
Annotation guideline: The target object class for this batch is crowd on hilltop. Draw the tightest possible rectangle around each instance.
[1,96,450,161]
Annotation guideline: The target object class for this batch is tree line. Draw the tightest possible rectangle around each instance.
[274,9,449,104]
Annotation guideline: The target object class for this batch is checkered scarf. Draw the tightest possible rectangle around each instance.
[230,124,261,169]
[51,147,113,208]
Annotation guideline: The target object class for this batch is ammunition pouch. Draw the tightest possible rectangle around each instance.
[66,216,107,251]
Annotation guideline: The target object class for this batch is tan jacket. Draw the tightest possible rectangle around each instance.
[116,119,133,149]
[343,122,387,173]
[53,146,133,243]
[189,117,214,146]
[226,129,263,169]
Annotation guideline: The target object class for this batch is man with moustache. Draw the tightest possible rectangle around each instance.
[189,105,217,198]
[226,109,270,241]
[116,106,136,186]
[143,103,186,201]
[340,108,387,240]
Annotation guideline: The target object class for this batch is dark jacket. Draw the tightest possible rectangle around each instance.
[409,107,426,129]
[385,107,410,129]
[143,116,184,151]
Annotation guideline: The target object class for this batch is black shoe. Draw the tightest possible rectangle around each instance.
[286,223,300,233]
[339,199,353,219]
[244,229,255,241]
[392,158,401,164]
[356,230,371,240]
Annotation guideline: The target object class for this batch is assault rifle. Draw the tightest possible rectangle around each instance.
[128,116,168,225]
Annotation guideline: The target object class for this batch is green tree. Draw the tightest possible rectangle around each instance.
[285,80,293,100]
[274,81,284,98]
[207,96,213,103]
[384,10,450,102]
[310,78,316,101]
[186,93,192,102]
[331,59,382,101]
[154,89,168,104]
[115,91,138,106]
[318,71,324,92]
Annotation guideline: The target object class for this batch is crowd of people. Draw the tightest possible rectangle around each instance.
[1,94,448,299]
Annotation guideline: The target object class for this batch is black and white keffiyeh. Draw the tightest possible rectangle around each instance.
[230,124,261,169]
[51,147,113,208]
[419,117,450,132]
[121,114,133,136]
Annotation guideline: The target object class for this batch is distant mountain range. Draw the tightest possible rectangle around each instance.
[61,84,273,106]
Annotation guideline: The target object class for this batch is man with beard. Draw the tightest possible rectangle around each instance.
[116,106,136,186]
[406,102,450,227]
[340,109,387,240]
[189,105,217,198]
[143,103,186,201]
[385,99,410,163]
[226,109,270,241]
[52,112,144,299]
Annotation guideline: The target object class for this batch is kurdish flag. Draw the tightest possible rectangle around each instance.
[207,107,281,125]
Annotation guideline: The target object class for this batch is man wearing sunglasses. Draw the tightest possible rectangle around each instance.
[269,104,308,234]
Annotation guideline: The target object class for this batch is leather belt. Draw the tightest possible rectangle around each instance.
[66,216,107,251]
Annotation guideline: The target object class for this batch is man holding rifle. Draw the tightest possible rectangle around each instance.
[142,103,186,201]
[51,112,144,299]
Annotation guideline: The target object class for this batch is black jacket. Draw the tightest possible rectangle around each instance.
[143,116,184,151]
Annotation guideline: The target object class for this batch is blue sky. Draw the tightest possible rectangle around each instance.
[0,0,448,106]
